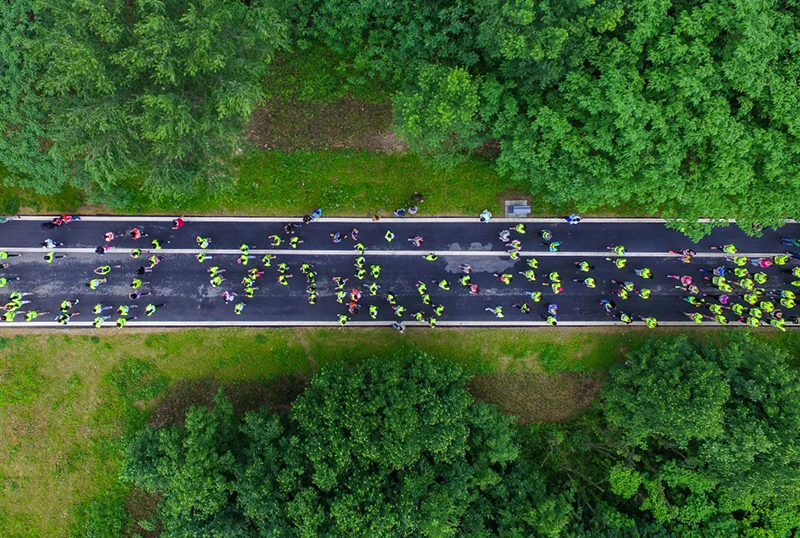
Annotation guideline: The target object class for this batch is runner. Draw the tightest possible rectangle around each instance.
[144,303,165,316]
[634,267,652,279]
[485,306,504,318]
[93,303,113,314]
[669,248,696,263]
[44,252,67,263]
[640,316,657,329]
[269,235,283,247]
[607,245,626,255]
[117,304,138,316]
[196,252,212,263]
[234,302,246,315]
[392,321,405,333]
[409,235,423,248]
[87,278,107,290]
[683,311,706,323]
[432,279,451,291]
[0,251,20,259]
[197,236,211,248]
[56,312,80,325]
[459,274,471,286]
[574,277,596,288]
[40,239,63,249]
[369,305,378,319]
[710,244,737,254]
[606,257,627,268]
[129,290,152,300]
[615,312,633,324]
[290,236,303,249]
[354,243,366,255]
[60,298,79,312]
[600,299,616,313]
[574,261,593,272]
[493,273,513,285]
[129,228,148,240]
[116,316,137,328]
[172,217,184,229]
[370,265,381,278]
[130,248,141,258]
[93,265,120,275]
[424,254,438,261]
[0,276,19,288]
[511,303,531,313]
[130,278,150,289]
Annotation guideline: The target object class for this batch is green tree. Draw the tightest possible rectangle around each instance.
[238,353,569,537]
[123,352,572,537]
[393,64,484,165]
[601,333,800,531]
[121,389,251,537]
[5,0,287,202]
[602,337,729,449]
[0,0,65,193]
[492,0,800,238]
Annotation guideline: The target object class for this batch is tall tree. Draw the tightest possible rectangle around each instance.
[123,353,572,537]
[3,0,288,202]
[553,333,800,534]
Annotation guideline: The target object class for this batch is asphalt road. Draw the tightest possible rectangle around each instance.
[1,216,798,328]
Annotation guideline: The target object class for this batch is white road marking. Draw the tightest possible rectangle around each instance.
[0,247,784,258]
[13,216,798,224]
[0,320,789,328]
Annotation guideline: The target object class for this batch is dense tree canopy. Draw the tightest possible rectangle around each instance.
[1,0,287,201]
[120,337,800,536]
[3,0,800,229]
[122,352,571,537]
[294,0,800,237]
[531,333,800,536]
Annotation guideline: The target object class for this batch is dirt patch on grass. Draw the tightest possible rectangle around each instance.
[468,372,603,424]
[124,488,161,538]
[246,96,408,153]
[149,374,309,428]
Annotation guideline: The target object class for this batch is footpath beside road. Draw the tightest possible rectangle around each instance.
[0,216,798,328]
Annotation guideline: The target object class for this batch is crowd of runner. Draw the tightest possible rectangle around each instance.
[0,212,799,330]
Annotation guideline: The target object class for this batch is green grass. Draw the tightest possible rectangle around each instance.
[262,45,390,104]
[1,151,520,217]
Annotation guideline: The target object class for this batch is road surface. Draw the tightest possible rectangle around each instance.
[0,216,797,328]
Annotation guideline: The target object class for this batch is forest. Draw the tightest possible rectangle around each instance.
[114,334,800,537]
[2,0,799,236]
